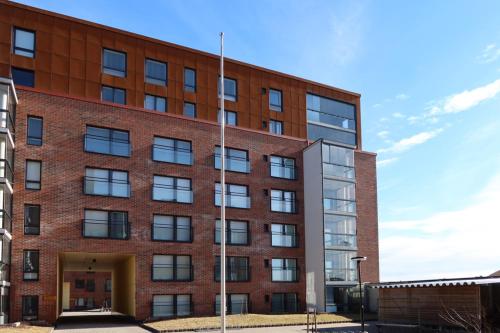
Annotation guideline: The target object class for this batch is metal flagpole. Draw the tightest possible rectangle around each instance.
[219,31,226,333]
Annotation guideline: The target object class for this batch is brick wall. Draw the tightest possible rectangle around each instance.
[63,271,111,310]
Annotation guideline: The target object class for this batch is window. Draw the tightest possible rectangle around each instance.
[152,294,192,318]
[269,120,283,135]
[272,293,298,313]
[215,220,249,245]
[101,86,126,105]
[152,215,191,242]
[214,147,249,173]
[270,190,296,213]
[83,210,129,239]
[25,160,41,190]
[215,183,250,209]
[183,102,196,118]
[324,214,356,249]
[145,59,167,85]
[86,279,95,292]
[218,77,237,101]
[84,168,130,197]
[145,95,166,112]
[153,137,192,165]
[27,116,43,146]
[85,126,130,157]
[102,49,126,77]
[12,68,34,87]
[271,258,298,282]
[75,279,85,289]
[218,110,237,126]
[184,68,196,92]
[215,256,249,282]
[271,224,297,247]
[105,279,112,292]
[322,143,355,179]
[13,27,35,58]
[270,156,296,180]
[269,89,282,112]
[23,250,39,280]
[22,296,38,321]
[216,294,248,315]
[152,255,192,281]
[323,179,356,214]
[153,176,192,203]
[24,204,40,235]
[325,250,357,282]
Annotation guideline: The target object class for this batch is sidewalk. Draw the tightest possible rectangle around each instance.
[191,322,377,333]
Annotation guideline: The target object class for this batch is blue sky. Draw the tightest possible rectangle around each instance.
[17,0,500,281]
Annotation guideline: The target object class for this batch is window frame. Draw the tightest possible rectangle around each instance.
[101,85,126,105]
[269,155,297,180]
[27,116,43,146]
[271,258,298,282]
[215,182,250,209]
[13,27,36,58]
[151,254,193,282]
[152,294,192,318]
[214,219,250,246]
[271,293,298,313]
[84,167,130,198]
[25,159,41,190]
[102,48,127,77]
[145,58,168,86]
[183,102,196,118]
[23,249,39,281]
[11,67,35,88]
[269,88,283,112]
[84,125,131,158]
[270,189,297,214]
[215,256,250,282]
[269,119,284,135]
[86,279,96,292]
[75,279,85,289]
[152,136,193,166]
[151,214,192,243]
[270,223,298,248]
[214,146,250,173]
[218,76,238,101]
[82,209,130,240]
[24,204,40,235]
[218,109,238,126]
[152,175,193,203]
[22,295,38,321]
[184,67,196,92]
[144,94,167,112]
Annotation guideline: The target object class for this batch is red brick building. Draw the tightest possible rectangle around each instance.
[0,0,379,324]
[63,271,111,310]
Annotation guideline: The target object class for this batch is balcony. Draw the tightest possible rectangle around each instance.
[270,162,297,180]
[82,219,130,240]
[215,192,250,209]
[323,198,356,214]
[84,176,130,197]
[271,232,298,248]
[324,233,357,248]
[325,268,357,282]
[153,143,192,165]
[152,264,193,281]
[84,133,130,157]
[272,268,299,282]
[323,162,355,180]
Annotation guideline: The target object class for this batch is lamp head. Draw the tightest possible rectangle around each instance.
[351,256,367,262]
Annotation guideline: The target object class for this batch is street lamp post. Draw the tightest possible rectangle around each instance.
[351,256,367,333]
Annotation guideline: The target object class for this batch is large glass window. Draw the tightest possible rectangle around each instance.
[215,219,249,245]
[322,144,355,179]
[216,294,248,315]
[12,68,34,87]
[183,102,196,118]
[218,77,237,101]
[324,250,357,282]
[215,183,250,209]
[153,137,192,165]
[270,156,296,180]
[0,135,14,183]
[215,256,249,282]
[25,160,41,190]
[13,27,35,58]
[145,59,167,86]
[269,89,282,112]
[271,258,298,282]
[101,86,126,105]
[22,296,38,321]
[184,68,196,92]
[102,49,126,77]
[145,95,166,112]
[24,204,40,235]
[326,285,359,313]
[324,215,356,249]
[152,295,192,318]
[269,120,283,135]
[153,176,192,203]
[152,255,192,281]
[218,110,237,126]
[215,147,249,173]
[23,250,39,280]
[27,116,43,146]
[85,126,130,157]
[84,168,130,197]
[83,210,129,239]
[271,224,297,247]
[152,215,191,242]
[270,190,296,213]
[272,293,298,313]
[323,180,356,214]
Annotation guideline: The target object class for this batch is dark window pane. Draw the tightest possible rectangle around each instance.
[24,205,40,235]
[12,68,34,87]
[22,296,38,321]
[145,59,167,85]
[27,117,43,146]
[183,103,196,118]
[269,89,282,111]
[103,49,126,77]
[307,123,356,146]
[101,86,126,105]
[145,95,166,112]
[14,28,35,58]
[184,68,196,92]
[23,250,39,280]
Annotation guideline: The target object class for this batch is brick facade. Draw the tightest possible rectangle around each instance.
[63,271,111,310]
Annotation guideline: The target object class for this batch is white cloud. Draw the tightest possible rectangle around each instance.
[377,130,390,139]
[428,79,500,116]
[377,128,443,154]
[380,173,500,281]
[477,43,500,64]
[373,103,382,108]
[392,112,405,118]
[396,93,409,100]
[377,157,399,168]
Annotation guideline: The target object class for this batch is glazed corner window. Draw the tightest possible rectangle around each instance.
[269,89,282,112]
[183,102,196,118]
[218,77,237,101]
[12,67,34,88]
[269,120,283,135]
[13,27,35,58]
[24,204,40,235]
[25,160,41,190]
[102,86,126,105]
[27,116,43,146]
[184,68,196,92]
[22,296,38,321]
[102,48,126,77]
[145,95,166,112]
[23,250,39,280]
[145,59,167,86]
[217,110,237,126]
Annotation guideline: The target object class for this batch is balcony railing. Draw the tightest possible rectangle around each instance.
[152,264,193,281]
[324,233,357,248]
[323,162,355,180]
[215,153,250,173]
[152,301,193,318]
[214,265,250,282]
[270,163,297,180]
[271,232,298,247]
[153,184,193,203]
[271,268,299,282]
[325,268,357,282]
[323,198,356,214]
[152,144,192,165]
[215,193,251,209]
[84,176,130,197]
[82,219,130,240]
[152,224,193,242]
[215,227,249,245]
[271,197,297,213]
[84,134,131,157]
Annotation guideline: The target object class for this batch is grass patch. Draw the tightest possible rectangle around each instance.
[146,313,367,331]
[0,325,52,333]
